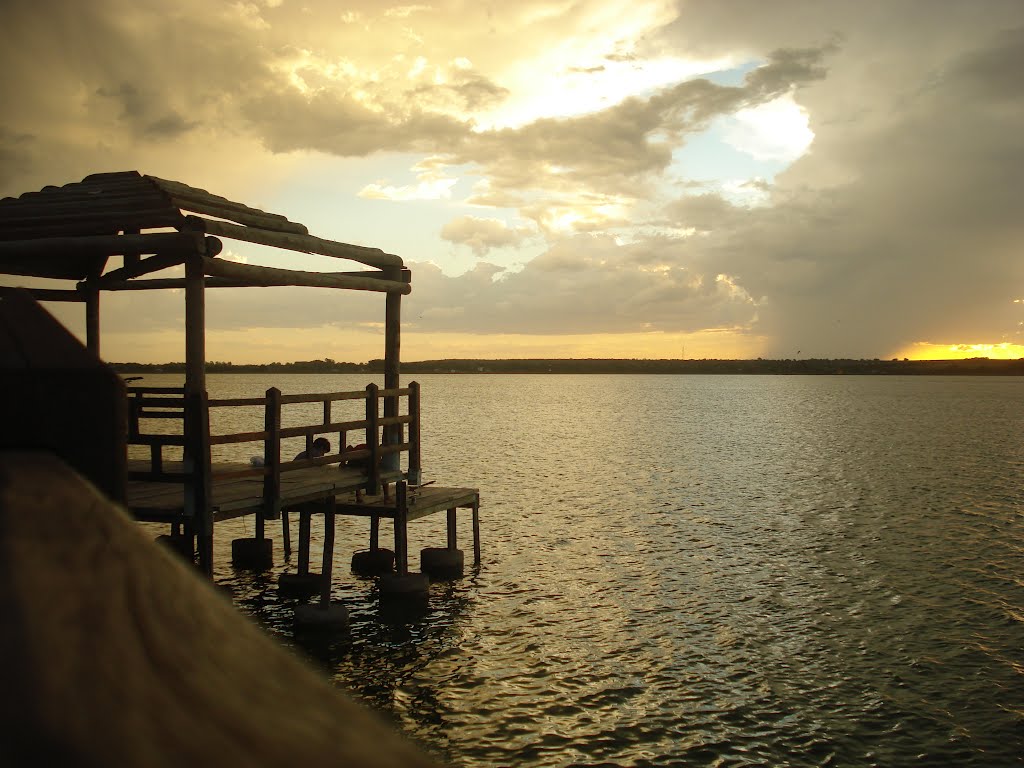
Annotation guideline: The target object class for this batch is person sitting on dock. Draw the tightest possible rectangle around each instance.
[295,437,331,461]
[340,443,368,470]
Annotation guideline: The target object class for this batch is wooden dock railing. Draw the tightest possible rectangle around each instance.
[126,381,422,555]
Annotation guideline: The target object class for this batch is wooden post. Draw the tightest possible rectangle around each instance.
[298,510,311,575]
[85,284,100,357]
[395,481,408,575]
[319,497,336,609]
[370,515,380,551]
[184,390,213,576]
[281,510,291,559]
[382,279,402,472]
[262,387,282,539]
[408,381,421,485]
[184,252,206,395]
[447,509,457,550]
[365,383,380,495]
[472,500,481,565]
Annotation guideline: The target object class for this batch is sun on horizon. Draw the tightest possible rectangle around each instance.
[893,342,1024,361]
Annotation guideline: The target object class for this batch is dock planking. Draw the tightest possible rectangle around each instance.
[127,460,405,522]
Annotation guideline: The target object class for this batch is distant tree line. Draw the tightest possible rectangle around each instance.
[110,357,1024,376]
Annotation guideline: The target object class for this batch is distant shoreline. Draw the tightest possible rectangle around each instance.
[111,358,1024,376]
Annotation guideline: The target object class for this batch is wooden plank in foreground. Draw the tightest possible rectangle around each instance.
[0,452,441,768]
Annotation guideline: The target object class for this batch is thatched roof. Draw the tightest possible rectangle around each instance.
[0,171,408,294]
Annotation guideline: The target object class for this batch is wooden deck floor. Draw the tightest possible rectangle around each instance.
[127,463,477,524]
[127,460,481,572]
[127,460,404,523]
[335,485,480,521]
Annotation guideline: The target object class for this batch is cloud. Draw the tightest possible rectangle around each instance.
[443,45,830,225]
[440,216,534,255]
[721,93,814,162]
[359,176,457,201]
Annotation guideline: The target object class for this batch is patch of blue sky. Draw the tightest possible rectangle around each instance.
[670,119,791,190]
[702,59,760,87]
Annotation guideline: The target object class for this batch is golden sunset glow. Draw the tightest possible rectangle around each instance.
[90,326,768,365]
[893,342,1024,361]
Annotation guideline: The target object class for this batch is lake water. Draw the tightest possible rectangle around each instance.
[138,373,1024,767]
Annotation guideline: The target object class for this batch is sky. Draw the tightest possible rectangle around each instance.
[2,0,1024,363]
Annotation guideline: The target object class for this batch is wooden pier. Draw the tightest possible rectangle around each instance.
[124,381,480,578]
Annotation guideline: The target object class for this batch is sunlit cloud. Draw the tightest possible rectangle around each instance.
[384,5,432,19]
[722,92,814,162]
[478,55,733,130]
[440,216,535,255]
[359,176,457,200]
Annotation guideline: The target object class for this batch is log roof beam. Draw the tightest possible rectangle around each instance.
[0,232,209,262]
[188,217,403,270]
[201,258,411,294]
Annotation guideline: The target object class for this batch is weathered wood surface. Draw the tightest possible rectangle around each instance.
[0,452,440,768]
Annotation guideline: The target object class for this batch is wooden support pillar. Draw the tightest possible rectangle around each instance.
[184,252,206,395]
[298,510,312,575]
[472,500,481,565]
[85,285,100,357]
[262,387,282,538]
[382,277,402,472]
[319,498,336,609]
[370,514,380,551]
[394,481,408,575]
[184,390,213,576]
[408,381,421,485]
[281,510,292,559]
[446,508,457,550]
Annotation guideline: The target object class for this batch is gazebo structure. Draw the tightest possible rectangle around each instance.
[0,171,478,588]
[0,170,409,392]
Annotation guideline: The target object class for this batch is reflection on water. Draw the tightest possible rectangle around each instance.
[140,373,1024,767]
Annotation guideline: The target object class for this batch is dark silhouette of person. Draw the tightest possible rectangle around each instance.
[295,437,331,461]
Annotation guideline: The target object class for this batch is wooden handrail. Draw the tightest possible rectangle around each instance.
[207,396,267,407]
[279,390,368,405]
[130,435,187,447]
[129,399,187,411]
[127,381,424,521]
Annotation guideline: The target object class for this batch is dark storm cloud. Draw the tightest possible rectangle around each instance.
[649,22,1024,356]
[95,83,199,140]
[239,86,468,156]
